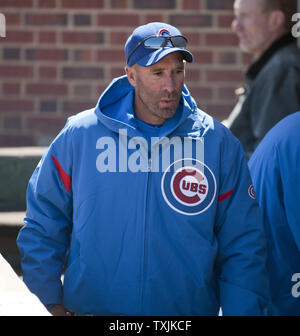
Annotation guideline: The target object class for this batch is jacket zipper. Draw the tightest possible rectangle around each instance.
[139,158,152,313]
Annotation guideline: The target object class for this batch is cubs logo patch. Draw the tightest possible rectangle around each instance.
[248,185,255,199]
[158,28,170,36]
[161,159,216,216]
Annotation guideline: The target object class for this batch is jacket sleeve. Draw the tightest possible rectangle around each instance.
[251,64,300,145]
[249,131,300,315]
[215,132,271,315]
[17,124,73,309]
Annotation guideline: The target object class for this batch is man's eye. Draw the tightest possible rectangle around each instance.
[153,72,162,76]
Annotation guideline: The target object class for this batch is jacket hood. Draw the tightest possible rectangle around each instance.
[94,75,200,139]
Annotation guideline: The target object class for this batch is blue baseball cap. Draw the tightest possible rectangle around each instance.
[125,22,193,67]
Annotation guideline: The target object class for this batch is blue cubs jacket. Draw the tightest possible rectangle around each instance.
[249,112,300,315]
[17,75,271,316]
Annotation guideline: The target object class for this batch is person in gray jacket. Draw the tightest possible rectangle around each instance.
[223,0,300,159]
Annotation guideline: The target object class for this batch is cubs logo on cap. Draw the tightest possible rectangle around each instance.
[158,28,170,36]
[161,159,216,216]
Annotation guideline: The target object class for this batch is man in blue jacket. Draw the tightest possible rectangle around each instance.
[17,22,271,316]
[249,112,300,315]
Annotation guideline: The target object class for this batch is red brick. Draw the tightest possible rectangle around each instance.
[206,0,234,10]
[39,100,57,113]
[218,14,234,28]
[38,66,57,79]
[144,14,164,23]
[63,101,95,115]
[206,104,234,121]
[62,31,104,44]
[205,33,238,47]
[26,83,68,95]
[185,69,201,82]
[25,13,68,26]
[96,49,125,62]
[243,53,252,66]
[73,85,92,97]
[216,51,237,64]
[191,51,213,64]
[0,1,249,148]
[3,116,22,130]
[61,0,104,8]
[0,0,33,7]
[110,32,130,45]
[110,0,128,9]
[0,65,33,78]
[5,30,34,43]
[3,48,20,60]
[133,0,175,9]
[170,14,212,27]
[2,83,21,95]
[184,32,201,46]
[0,134,34,147]
[0,99,34,113]
[110,67,126,78]
[38,0,56,8]
[205,70,244,82]
[74,14,92,26]
[25,49,68,61]
[97,14,139,27]
[182,0,202,10]
[5,13,21,25]
[188,86,213,100]
[38,31,57,43]
[73,50,94,62]
[218,87,237,100]
[62,67,104,80]
[26,117,67,132]
[96,85,109,96]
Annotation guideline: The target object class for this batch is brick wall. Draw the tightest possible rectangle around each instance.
[0,0,249,147]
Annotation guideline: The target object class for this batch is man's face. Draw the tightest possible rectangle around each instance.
[126,52,185,125]
[232,0,274,59]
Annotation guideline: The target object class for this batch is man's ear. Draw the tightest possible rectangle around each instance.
[125,65,137,87]
[268,10,285,32]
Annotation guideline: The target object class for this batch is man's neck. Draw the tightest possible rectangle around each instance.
[246,32,294,81]
[134,107,165,126]
[134,97,166,126]
[253,29,288,60]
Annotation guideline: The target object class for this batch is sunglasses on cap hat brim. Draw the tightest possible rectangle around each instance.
[127,35,188,65]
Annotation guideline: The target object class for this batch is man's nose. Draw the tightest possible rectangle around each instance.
[163,75,176,94]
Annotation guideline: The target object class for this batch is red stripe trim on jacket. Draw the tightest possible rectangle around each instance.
[218,188,234,203]
[51,154,72,192]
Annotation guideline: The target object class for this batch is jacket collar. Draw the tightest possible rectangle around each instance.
[95,76,199,139]
[246,33,295,81]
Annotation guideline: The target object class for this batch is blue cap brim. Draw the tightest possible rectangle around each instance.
[136,48,193,67]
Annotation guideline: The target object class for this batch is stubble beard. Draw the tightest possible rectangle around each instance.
[139,91,181,123]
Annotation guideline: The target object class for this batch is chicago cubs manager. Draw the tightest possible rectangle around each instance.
[17,22,271,316]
